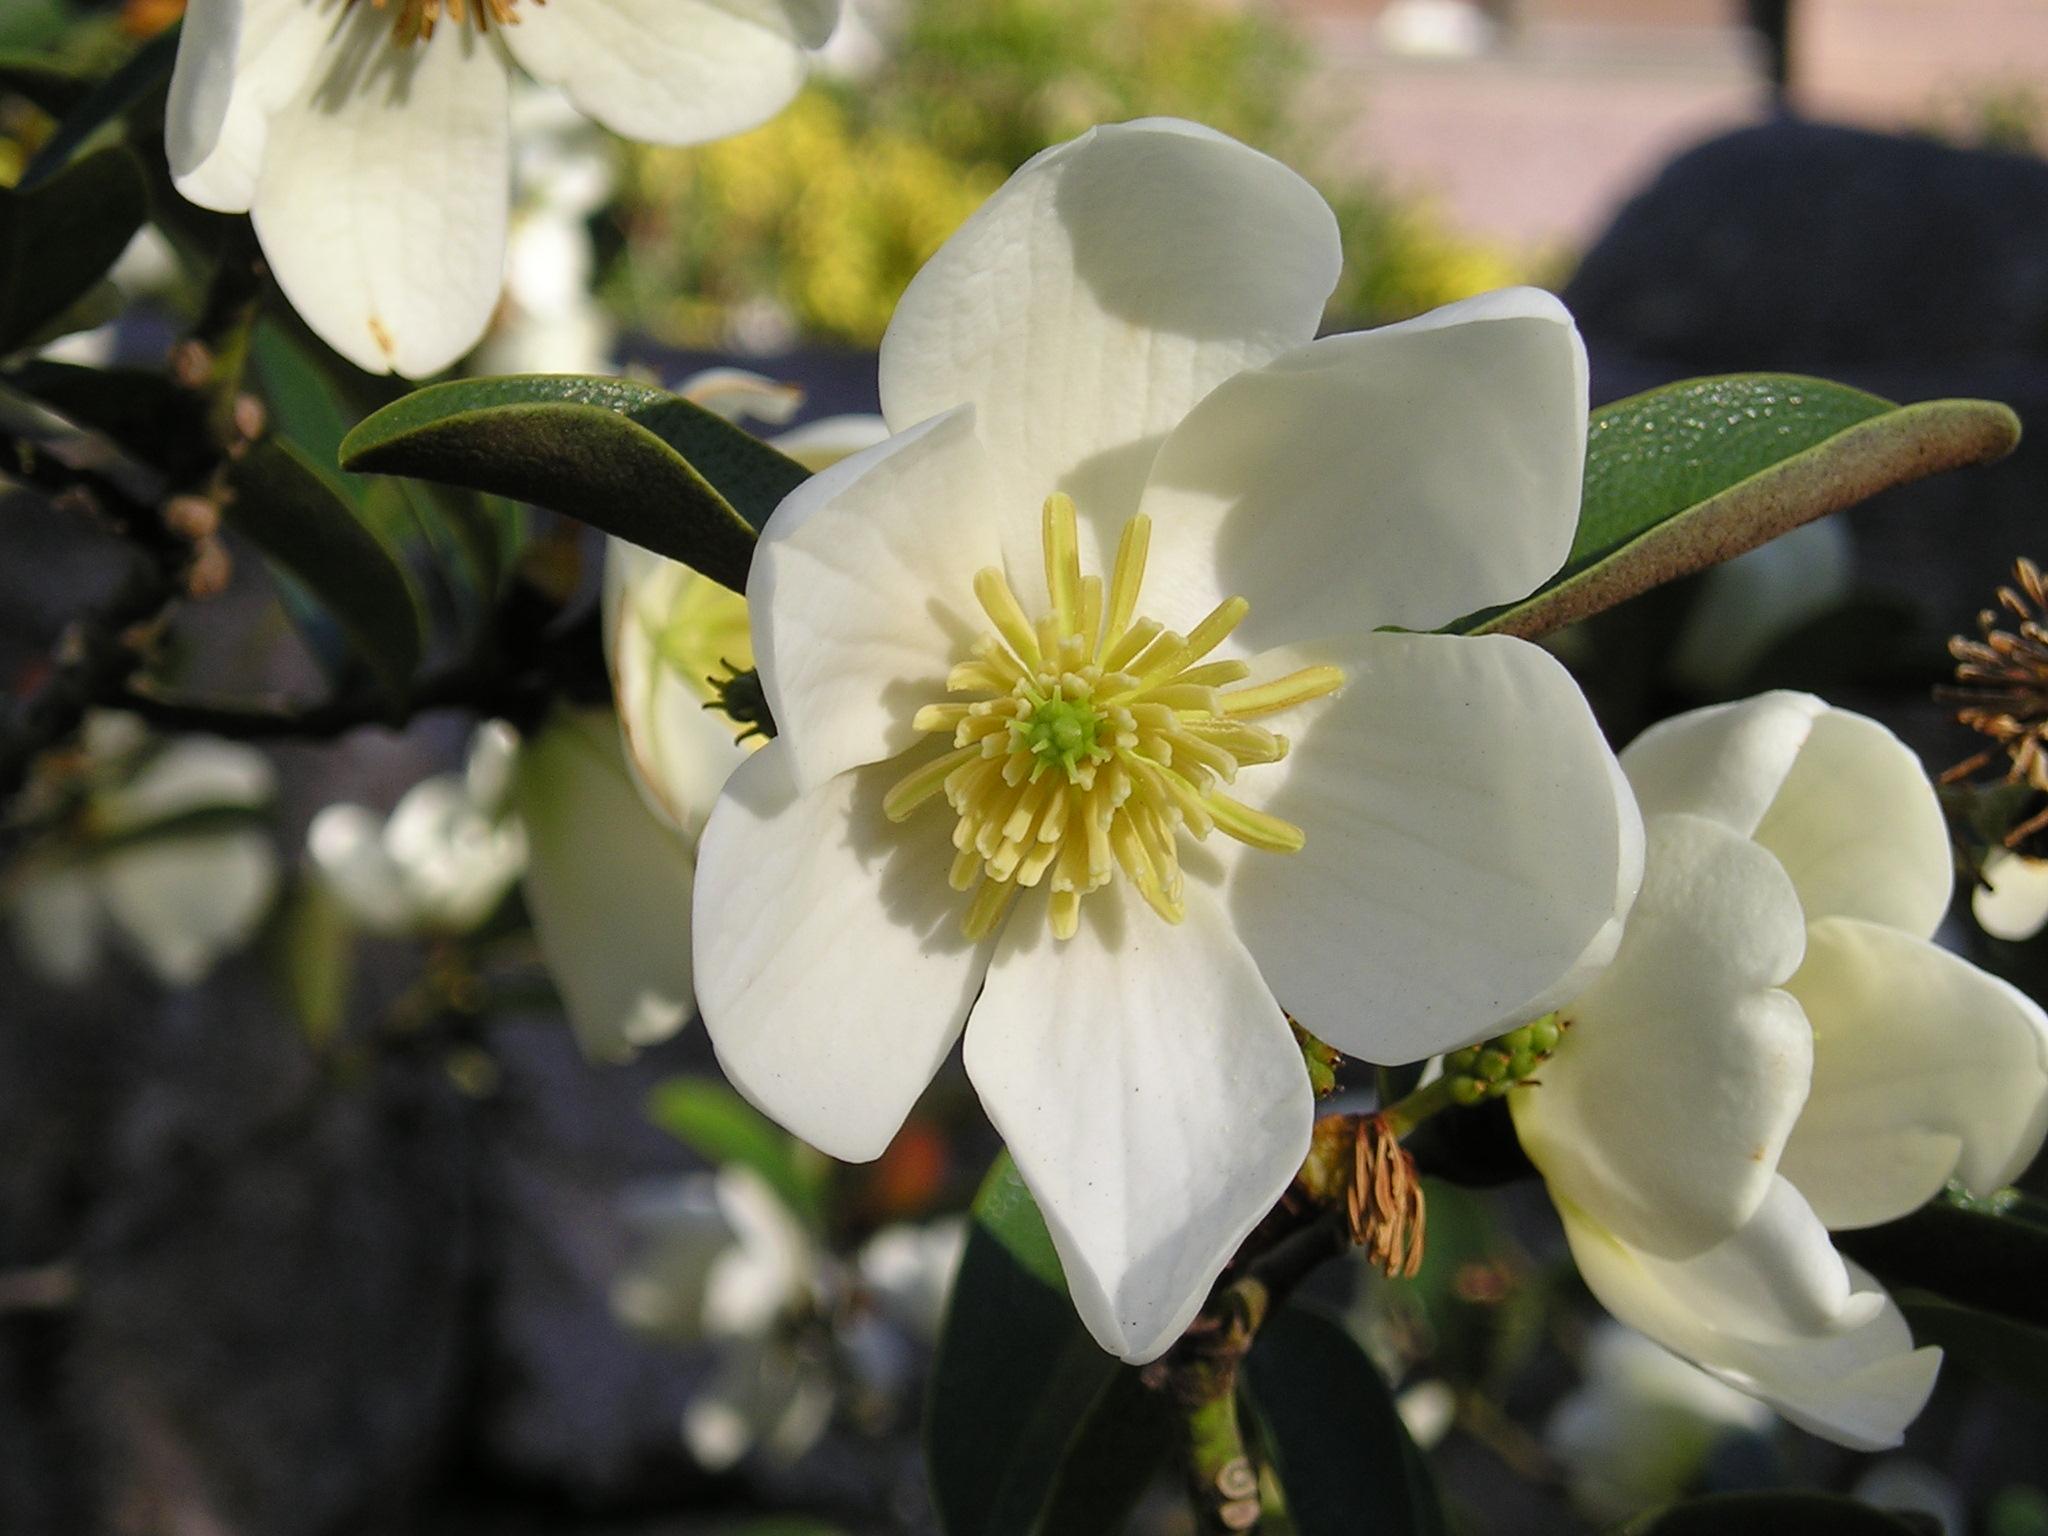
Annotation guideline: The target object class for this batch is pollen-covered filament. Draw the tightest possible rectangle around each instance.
[884,495,1343,942]
[362,0,536,43]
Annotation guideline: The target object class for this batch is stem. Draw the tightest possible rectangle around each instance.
[1378,1072,1461,1139]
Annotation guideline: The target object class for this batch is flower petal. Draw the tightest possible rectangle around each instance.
[1559,1193,1941,1451]
[605,547,754,834]
[307,802,415,935]
[1217,632,1643,1063]
[963,881,1310,1363]
[1751,708,1952,938]
[1623,694,1951,939]
[693,742,995,1161]
[1137,288,1589,643]
[168,0,331,212]
[515,712,698,1060]
[97,735,275,833]
[1974,850,2048,941]
[1620,689,1825,835]
[1513,812,1811,1257]
[1779,915,2048,1228]
[252,10,510,375]
[503,0,831,148]
[877,119,1341,601]
[101,829,278,986]
[749,405,1001,795]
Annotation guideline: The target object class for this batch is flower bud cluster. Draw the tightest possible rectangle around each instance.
[1444,1014,1563,1104]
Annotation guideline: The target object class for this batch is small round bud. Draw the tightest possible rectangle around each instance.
[186,536,233,600]
[1476,1048,1511,1084]
[1526,1016,1562,1054]
[1449,1075,1488,1107]
[232,394,268,444]
[168,340,212,390]
[162,494,220,541]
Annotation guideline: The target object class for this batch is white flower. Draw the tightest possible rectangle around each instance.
[1546,1323,1775,1522]
[1513,691,2048,1448]
[855,1216,965,1344]
[307,720,525,936]
[7,714,279,986]
[605,368,886,831]
[1973,848,2048,941]
[612,1168,833,1471]
[511,709,702,1060]
[165,0,841,376]
[471,84,620,376]
[691,119,1644,1362]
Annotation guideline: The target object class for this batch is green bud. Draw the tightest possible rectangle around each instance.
[1449,1075,1488,1107]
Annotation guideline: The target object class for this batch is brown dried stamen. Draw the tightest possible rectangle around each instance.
[1940,557,2048,846]
[1348,1116,1426,1280]
[359,0,538,43]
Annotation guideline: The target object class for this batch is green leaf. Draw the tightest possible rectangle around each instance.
[224,437,425,699]
[1896,1295,2048,1397]
[645,1078,827,1230]
[1033,1367,1179,1536]
[16,26,181,193]
[340,374,811,594]
[1,359,209,477]
[928,1153,1159,1536]
[1624,1493,1936,1536]
[0,51,95,116]
[0,145,148,355]
[1835,1195,2048,1332]
[1241,1301,1446,1536]
[1459,375,2022,639]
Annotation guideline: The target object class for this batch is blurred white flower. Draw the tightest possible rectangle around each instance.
[167,0,841,375]
[1377,0,1496,58]
[693,117,1640,1363]
[6,713,278,987]
[1547,1323,1774,1522]
[308,721,526,937]
[612,1167,833,1471]
[1852,1458,1968,1536]
[472,84,619,377]
[512,709,701,1060]
[1515,691,2048,1448]
[855,1215,964,1343]
[1974,848,2048,941]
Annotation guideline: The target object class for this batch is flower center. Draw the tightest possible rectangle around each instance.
[360,0,536,43]
[883,494,1343,942]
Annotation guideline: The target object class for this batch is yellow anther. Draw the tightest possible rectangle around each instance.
[1043,494,1083,637]
[1185,595,1250,664]
[1219,664,1346,719]
[974,567,1043,671]
[884,744,978,821]
[961,878,1018,941]
[1207,793,1307,853]
[897,505,1339,940]
[1101,515,1152,659]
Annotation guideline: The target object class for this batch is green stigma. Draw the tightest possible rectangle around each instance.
[1017,697,1104,779]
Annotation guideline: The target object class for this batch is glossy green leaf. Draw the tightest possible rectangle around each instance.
[1624,1493,1935,1536]
[0,146,149,355]
[1836,1196,2048,1332]
[249,321,518,608]
[646,1078,826,1230]
[1459,375,2021,638]
[16,26,180,193]
[1242,1301,1445,1536]
[0,52,95,115]
[340,374,812,594]
[928,1153,1158,1536]
[224,436,425,699]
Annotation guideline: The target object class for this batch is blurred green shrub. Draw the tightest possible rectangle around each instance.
[611,0,1539,350]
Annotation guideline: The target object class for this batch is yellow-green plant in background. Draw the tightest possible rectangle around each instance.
[610,0,1541,350]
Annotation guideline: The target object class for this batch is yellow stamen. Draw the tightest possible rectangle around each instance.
[1219,665,1346,719]
[897,496,1342,940]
